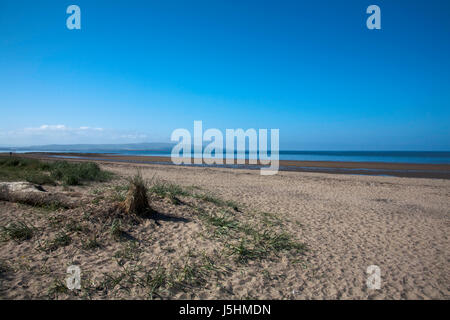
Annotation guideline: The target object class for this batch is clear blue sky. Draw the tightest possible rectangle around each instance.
[0,0,449,149]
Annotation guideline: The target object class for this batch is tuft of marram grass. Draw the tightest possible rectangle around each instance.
[120,173,151,216]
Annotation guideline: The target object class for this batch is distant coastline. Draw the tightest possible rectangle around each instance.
[1,147,450,164]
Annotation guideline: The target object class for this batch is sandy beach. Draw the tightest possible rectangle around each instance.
[0,158,448,299]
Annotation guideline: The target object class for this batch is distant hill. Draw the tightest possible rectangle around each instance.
[0,143,175,152]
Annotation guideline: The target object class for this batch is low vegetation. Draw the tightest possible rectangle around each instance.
[50,160,112,186]
[82,237,101,250]
[149,181,191,205]
[0,221,34,242]
[45,232,72,252]
[0,259,10,276]
[197,208,306,263]
[110,219,125,239]
[0,156,112,186]
[47,279,69,299]
[0,166,308,300]
[150,180,239,210]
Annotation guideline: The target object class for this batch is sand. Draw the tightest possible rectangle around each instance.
[0,161,449,299]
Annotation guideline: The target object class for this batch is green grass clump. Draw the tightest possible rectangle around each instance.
[228,239,261,263]
[198,207,306,263]
[193,193,239,211]
[0,157,50,170]
[82,237,101,250]
[149,180,239,210]
[111,184,129,202]
[24,172,56,185]
[0,156,113,186]
[50,161,112,186]
[113,241,140,262]
[200,211,239,236]
[150,181,192,205]
[101,271,128,292]
[0,259,10,276]
[253,230,307,253]
[150,182,190,197]
[228,230,307,263]
[0,157,55,184]
[46,232,71,251]
[0,221,34,242]
[141,265,169,299]
[150,181,191,204]
[47,279,69,299]
[174,260,207,288]
[110,219,125,239]
[65,220,85,233]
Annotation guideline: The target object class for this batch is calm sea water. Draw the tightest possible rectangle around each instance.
[3,150,450,164]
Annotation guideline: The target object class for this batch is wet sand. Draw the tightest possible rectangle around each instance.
[7,152,450,179]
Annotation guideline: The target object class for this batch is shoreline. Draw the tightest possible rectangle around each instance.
[3,152,450,179]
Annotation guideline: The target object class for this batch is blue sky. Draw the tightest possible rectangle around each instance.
[0,0,449,149]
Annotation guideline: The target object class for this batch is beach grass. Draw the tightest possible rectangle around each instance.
[149,180,240,211]
[0,163,309,300]
[0,259,10,276]
[47,279,70,299]
[0,156,113,186]
[0,221,34,242]
[82,237,101,250]
[46,232,72,251]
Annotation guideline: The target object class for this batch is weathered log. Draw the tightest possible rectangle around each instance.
[0,182,79,208]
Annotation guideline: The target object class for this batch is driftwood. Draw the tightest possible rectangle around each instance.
[0,182,80,208]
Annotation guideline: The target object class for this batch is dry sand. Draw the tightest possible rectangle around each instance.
[0,161,449,299]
